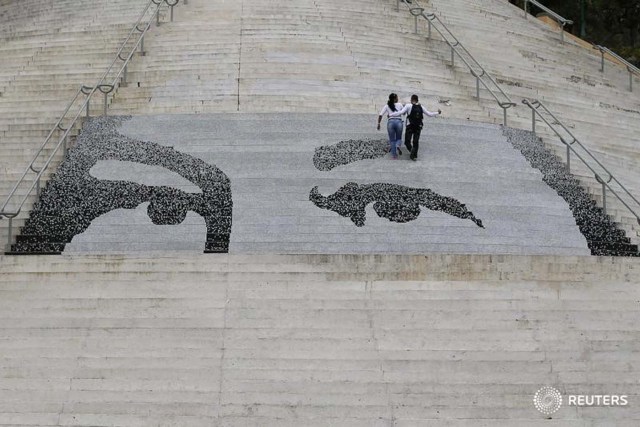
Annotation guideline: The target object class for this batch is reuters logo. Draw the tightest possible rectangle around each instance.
[534,386,563,415]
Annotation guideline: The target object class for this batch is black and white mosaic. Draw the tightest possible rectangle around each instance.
[12,116,232,254]
[10,113,623,256]
[311,139,484,229]
[504,127,639,257]
[313,139,388,171]
[310,183,484,228]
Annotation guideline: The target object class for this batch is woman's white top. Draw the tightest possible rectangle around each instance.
[379,103,405,119]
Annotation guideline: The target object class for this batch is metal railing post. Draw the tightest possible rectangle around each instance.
[166,0,179,22]
[140,34,146,56]
[97,85,114,116]
[503,107,507,127]
[7,218,12,251]
[597,176,607,215]
[409,8,424,35]
[523,1,572,42]
[156,7,161,26]
[36,177,41,196]
[566,144,571,173]
[122,64,128,86]
[450,47,454,66]
[427,20,431,39]
[58,125,68,155]
[475,75,480,100]
[531,108,536,134]
[81,85,92,118]
[594,45,640,91]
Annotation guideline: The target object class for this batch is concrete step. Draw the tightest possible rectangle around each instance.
[0,254,638,424]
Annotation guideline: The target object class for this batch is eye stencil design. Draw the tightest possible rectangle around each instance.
[310,139,484,229]
[310,183,484,228]
[13,117,233,254]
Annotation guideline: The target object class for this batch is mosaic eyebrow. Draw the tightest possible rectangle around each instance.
[310,182,484,229]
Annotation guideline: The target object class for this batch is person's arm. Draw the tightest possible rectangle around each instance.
[377,105,388,130]
[424,107,442,117]
[389,104,410,118]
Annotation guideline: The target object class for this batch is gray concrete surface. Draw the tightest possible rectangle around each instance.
[0,253,639,426]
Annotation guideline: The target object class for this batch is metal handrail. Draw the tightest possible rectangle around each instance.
[397,0,516,126]
[593,45,640,92]
[523,0,573,43]
[0,0,182,249]
[523,99,640,224]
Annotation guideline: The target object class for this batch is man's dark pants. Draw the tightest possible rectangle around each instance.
[405,125,422,159]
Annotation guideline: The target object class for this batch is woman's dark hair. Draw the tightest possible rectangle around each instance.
[387,93,397,112]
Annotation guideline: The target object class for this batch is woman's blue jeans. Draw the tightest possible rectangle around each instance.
[387,119,403,157]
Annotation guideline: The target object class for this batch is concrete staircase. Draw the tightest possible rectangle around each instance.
[4,0,640,248]
[106,0,489,118]
[0,253,639,426]
[418,0,640,240]
[0,0,166,248]
[1,2,640,425]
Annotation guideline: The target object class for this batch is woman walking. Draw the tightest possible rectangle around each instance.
[377,93,404,159]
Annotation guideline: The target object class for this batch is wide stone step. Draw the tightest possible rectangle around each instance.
[0,253,639,424]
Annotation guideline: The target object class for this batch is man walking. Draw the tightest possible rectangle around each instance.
[391,94,441,161]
